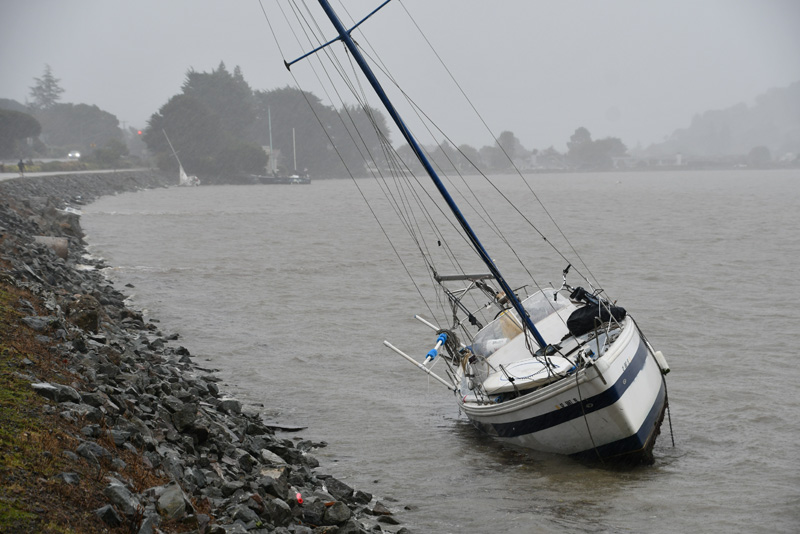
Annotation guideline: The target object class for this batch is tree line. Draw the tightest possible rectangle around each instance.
[0,65,131,166]
[1,63,629,174]
[141,62,629,178]
[141,63,393,181]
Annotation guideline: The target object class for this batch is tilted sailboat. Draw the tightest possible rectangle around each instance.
[163,130,200,187]
[282,1,671,463]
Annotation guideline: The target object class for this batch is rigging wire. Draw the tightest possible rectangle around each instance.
[261,0,672,464]
[266,0,581,331]
[330,5,519,325]
[259,0,440,320]
[311,0,496,324]
[397,0,604,295]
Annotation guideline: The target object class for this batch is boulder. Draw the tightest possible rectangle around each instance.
[104,480,141,518]
[323,476,354,502]
[31,382,81,403]
[95,504,122,527]
[323,501,352,525]
[156,482,192,521]
[65,294,104,333]
[76,441,112,464]
[32,235,69,259]
[21,316,58,332]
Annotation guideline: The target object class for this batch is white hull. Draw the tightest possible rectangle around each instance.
[459,317,667,463]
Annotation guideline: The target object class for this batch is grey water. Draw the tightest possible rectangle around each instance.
[82,169,800,533]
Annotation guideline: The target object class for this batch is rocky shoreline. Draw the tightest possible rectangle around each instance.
[0,171,406,533]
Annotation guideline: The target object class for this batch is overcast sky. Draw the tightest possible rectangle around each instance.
[2,0,798,151]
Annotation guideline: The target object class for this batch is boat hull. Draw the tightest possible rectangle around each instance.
[460,318,667,464]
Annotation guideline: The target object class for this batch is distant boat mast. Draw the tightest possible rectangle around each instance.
[268,107,277,174]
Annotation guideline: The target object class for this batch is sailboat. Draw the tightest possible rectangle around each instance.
[258,115,310,185]
[163,129,200,187]
[282,1,671,464]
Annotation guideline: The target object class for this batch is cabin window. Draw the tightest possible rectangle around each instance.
[521,288,570,323]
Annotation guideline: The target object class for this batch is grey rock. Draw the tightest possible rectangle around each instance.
[268,497,293,526]
[81,424,101,438]
[370,501,393,516]
[260,448,287,466]
[336,519,362,534]
[109,429,131,446]
[31,381,81,403]
[230,504,259,524]
[302,500,326,525]
[188,466,207,488]
[54,472,80,485]
[60,401,103,422]
[324,476,354,502]
[377,514,402,525]
[0,171,407,532]
[323,500,352,525]
[96,504,122,527]
[218,397,242,414]
[156,482,191,521]
[104,481,140,517]
[238,450,257,472]
[172,403,197,432]
[353,489,373,505]
[76,441,112,463]
[137,515,158,534]
[21,315,57,332]
[222,480,245,497]
[257,474,289,501]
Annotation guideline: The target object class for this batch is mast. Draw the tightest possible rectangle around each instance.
[268,107,276,173]
[313,0,547,348]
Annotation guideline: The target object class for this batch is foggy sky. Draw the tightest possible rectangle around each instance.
[2,0,798,150]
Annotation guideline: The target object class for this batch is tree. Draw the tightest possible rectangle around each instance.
[455,144,482,173]
[567,127,592,153]
[182,63,255,138]
[395,143,424,174]
[29,65,64,111]
[497,130,531,169]
[144,93,269,178]
[90,138,129,167]
[254,87,340,176]
[428,140,459,174]
[747,145,771,167]
[537,146,565,169]
[215,142,268,175]
[144,94,225,173]
[497,131,519,161]
[0,109,41,157]
[36,103,122,152]
[479,144,507,172]
[0,98,28,113]
[566,127,627,170]
[334,103,392,174]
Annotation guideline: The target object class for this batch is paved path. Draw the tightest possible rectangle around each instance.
[0,168,151,182]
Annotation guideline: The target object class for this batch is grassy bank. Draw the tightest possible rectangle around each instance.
[0,276,168,533]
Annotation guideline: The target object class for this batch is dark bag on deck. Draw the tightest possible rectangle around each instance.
[566,303,627,337]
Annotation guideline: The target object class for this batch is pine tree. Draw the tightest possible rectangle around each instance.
[29,64,64,111]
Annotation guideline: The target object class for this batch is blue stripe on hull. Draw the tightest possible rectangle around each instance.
[491,338,649,438]
[571,377,667,464]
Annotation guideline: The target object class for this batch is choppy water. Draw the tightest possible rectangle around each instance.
[82,169,800,533]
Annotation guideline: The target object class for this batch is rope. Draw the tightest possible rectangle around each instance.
[575,363,603,463]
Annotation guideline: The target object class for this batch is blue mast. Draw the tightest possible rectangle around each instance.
[310,0,547,349]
